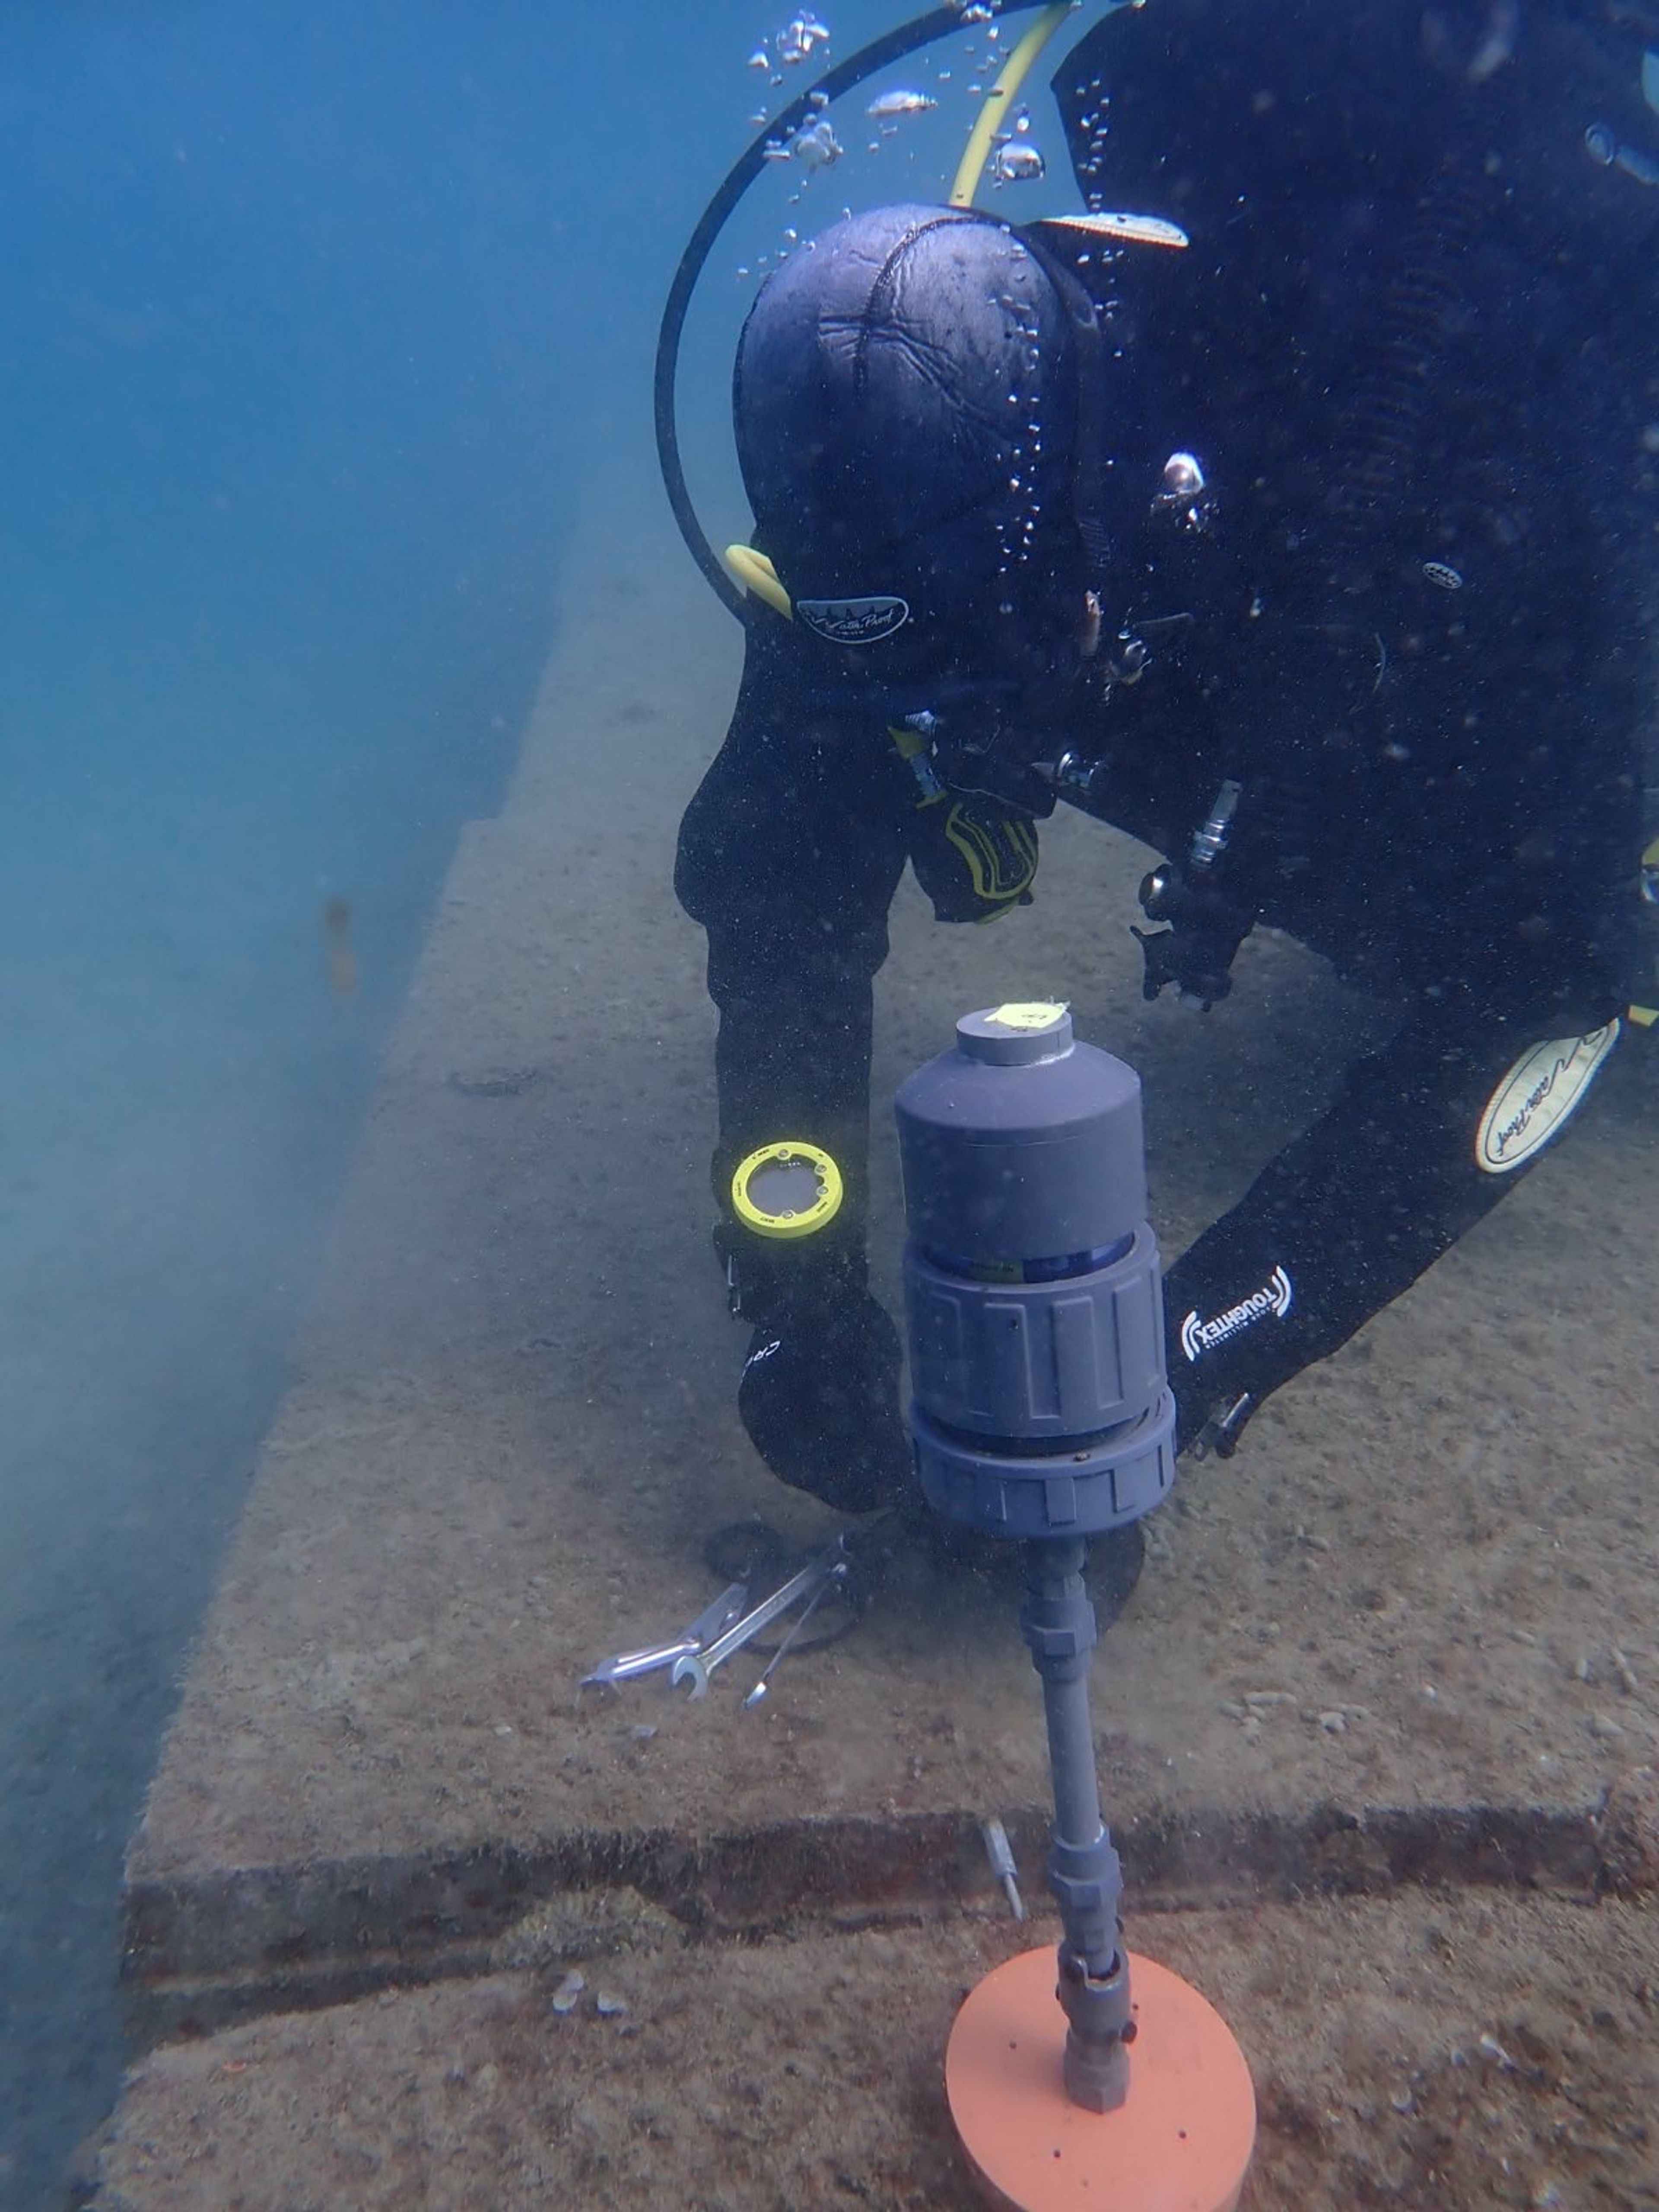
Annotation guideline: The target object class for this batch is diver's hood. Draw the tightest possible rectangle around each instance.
[733,203,1110,709]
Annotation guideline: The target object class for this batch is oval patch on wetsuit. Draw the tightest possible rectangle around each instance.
[1474,1021,1620,1174]
[795,595,910,645]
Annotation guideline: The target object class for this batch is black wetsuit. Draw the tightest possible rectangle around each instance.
[678,0,1659,1456]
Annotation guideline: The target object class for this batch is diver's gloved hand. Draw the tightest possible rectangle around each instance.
[908,795,1041,925]
[737,1287,912,1516]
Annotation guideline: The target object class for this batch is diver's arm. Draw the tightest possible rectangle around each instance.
[674,634,911,1310]
[1163,993,1625,1456]
[675,636,918,1512]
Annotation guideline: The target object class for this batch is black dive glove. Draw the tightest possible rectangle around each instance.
[724,1231,912,1514]
[738,1292,912,1516]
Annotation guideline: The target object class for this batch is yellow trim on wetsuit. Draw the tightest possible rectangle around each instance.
[725,543,792,619]
[1631,835,1659,1026]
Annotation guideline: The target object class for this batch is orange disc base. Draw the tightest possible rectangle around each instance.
[945,1947,1256,2212]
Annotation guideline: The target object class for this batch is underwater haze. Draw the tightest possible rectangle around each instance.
[0,3,873,2201]
[16,4,1657,2206]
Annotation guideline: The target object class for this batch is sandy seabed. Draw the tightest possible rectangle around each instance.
[86,1892,1659,2211]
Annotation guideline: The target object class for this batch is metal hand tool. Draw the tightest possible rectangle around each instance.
[671,1537,850,1699]
[582,1580,748,1688]
[742,1566,841,1707]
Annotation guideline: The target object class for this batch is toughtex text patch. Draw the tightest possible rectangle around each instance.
[1179,1266,1293,1363]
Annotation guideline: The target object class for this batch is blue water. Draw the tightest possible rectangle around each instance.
[0,3,934,2200]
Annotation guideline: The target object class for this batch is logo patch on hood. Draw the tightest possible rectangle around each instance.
[795,594,910,645]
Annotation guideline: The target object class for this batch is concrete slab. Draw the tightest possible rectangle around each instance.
[121,490,1659,2060]
[89,1890,1659,2211]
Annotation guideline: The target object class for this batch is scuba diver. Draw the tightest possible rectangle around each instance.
[672,0,1659,1547]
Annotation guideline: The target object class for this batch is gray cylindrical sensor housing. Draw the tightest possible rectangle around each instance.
[895,1003,1174,1538]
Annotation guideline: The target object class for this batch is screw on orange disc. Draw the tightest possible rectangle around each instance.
[946,1947,1255,2212]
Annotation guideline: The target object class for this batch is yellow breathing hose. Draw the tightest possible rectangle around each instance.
[949,1,1077,209]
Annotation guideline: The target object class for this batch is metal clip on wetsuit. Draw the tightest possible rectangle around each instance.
[1132,864,1255,1010]
[1132,777,1255,1011]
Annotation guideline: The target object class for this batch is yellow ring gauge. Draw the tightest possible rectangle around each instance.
[730,1141,844,1240]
